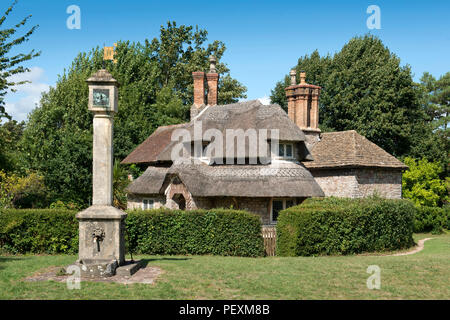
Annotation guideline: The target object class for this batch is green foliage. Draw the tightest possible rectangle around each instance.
[271,35,430,158]
[276,197,415,256]
[0,0,40,119]
[126,208,264,257]
[413,206,449,234]
[0,208,264,257]
[0,209,78,254]
[113,160,130,210]
[0,170,46,208]
[0,119,24,172]
[402,157,448,207]
[413,72,450,174]
[20,22,246,207]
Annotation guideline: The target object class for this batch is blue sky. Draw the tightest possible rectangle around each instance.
[3,0,450,121]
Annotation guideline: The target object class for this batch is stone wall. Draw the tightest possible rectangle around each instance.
[310,168,403,199]
[127,195,166,210]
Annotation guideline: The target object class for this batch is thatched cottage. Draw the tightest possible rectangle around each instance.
[122,57,407,225]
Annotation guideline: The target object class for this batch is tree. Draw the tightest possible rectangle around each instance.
[271,35,427,157]
[412,72,450,174]
[0,0,39,120]
[0,119,24,171]
[402,157,448,207]
[20,22,247,206]
[0,170,45,208]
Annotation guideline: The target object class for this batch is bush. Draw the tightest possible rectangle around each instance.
[0,208,264,257]
[277,197,415,256]
[126,209,264,257]
[0,209,78,254]
[414,206,449,234]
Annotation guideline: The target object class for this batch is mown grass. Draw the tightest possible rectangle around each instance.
[0,233,448,300]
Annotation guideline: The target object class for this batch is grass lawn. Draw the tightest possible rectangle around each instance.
[0,233,449,300]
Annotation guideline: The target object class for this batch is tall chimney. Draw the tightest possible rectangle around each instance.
[191,71,205,119]
[285,70,321,146]
[206,55,219,106]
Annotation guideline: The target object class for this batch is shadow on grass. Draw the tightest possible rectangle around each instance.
[138,257,191,267]
[0,256,28,270]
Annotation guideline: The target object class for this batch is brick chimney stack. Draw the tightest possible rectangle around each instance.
[285,70,321,146]
[191,71,205,119]
[206,55,219,106]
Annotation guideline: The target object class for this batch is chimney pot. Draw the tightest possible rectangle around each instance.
[300,72,306,84]
[289,69,297,85]
[209,55,217,73]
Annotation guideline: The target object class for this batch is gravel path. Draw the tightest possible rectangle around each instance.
[388,238,434,256]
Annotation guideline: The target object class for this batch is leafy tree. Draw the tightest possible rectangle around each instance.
[412,72,450,174]
[271,35,427,157]
[0,119,24,171]
[20,22,247,206]
[113,160,130,210]
[0,0,39,120]
[0,170,45,208]
[402,157,448,207]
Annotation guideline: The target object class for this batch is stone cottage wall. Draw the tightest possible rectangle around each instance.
[356,168,403,199]
[127,194,166,210]
[309,168,403,199]
[310,169,360,198]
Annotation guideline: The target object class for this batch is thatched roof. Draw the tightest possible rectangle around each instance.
[125,166,169,194]
[303,130,407,170]
[121,124,187,164]
[122,100,309,164]
[127,161,324,198]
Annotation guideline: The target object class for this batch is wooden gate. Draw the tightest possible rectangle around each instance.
[262,226,276,256]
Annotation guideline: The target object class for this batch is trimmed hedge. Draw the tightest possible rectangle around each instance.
[414,206,450,234]
[0,208,264,257]
[126,209,264,257]
[0,209,78,254]
[277,197,416,256]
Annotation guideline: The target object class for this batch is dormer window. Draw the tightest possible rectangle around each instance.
[278,143,294,159]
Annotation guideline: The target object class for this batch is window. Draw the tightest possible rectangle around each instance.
[142,199,154,210]
[271,198,297,223]
[278,143,294,159]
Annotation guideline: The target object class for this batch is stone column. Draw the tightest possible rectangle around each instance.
[76,69,127,276]
[92,113,113,205]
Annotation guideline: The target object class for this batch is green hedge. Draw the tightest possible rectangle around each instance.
[414,206,449,234]
[126,209,264,257]
[277,197,416,256]
[0,208,264,257]
[0,209,78,254]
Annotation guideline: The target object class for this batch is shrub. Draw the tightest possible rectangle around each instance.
[277,197,415,256]
[0,209,78,254]
[414,206,449,234]
[126,209,264,257]
[0,208,264,257]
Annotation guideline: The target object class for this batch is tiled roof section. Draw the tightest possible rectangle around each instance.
[303,130,408,169]
[121,123,187,164]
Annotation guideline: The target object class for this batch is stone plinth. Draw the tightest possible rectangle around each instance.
[76,205,127,268]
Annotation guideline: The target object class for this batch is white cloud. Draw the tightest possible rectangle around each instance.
[4,67,50,122]
[257,96,271,105]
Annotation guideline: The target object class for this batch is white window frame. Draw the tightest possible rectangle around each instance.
[277,143,294,159]
[142,198,154,210]
[270,198,297,224]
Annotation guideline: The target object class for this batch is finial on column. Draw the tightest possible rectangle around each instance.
[300,71,306,85]
[290,69,297,85]
[209,55,217,73]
